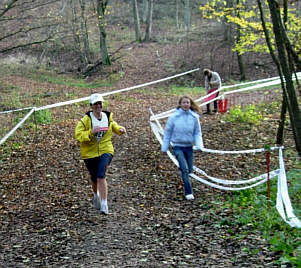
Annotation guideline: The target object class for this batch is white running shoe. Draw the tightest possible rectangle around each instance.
[185,194,194,200]
[101,202,109,215]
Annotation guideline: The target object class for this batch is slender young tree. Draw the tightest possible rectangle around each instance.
[175,0,180,29]
[144,0,153,41]
[256,0,287,146]
[79,0,91,64]
[96,0,111,65]
[132,0,142,42]
[70,0,84,63]
[265,0,301,155]
[142,0,148,23]
[132,0,153,42]
[235,0,246,80]
[184,0,191,31]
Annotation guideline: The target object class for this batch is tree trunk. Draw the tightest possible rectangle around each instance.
[237,52,246,81]
[144,0,153,42]
[70,0,85,64]
[235,0,246,81]
[96,0,111,65]
[132,0,142,42]
[142,0,148,23]
[276,93,287,145]
[257,0,287,146]
[184,0,191,31]
[267,0,301,155]
[223,0,234,42]
[175,0,179,29]
[79,0,90,64]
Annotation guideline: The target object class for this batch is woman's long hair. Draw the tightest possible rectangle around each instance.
[177,95,202,114]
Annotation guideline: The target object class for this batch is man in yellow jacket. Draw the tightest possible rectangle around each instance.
[75,93,126,214]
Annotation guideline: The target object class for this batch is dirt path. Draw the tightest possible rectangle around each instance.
[0,86,286,267]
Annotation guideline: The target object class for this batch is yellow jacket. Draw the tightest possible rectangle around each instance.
[75,111,124,159]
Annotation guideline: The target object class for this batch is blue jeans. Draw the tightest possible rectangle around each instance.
[173,146,193,196]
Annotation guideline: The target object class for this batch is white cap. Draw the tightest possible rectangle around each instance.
[90,93,104,104]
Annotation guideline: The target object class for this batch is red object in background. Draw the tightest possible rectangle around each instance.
[204,88,218,102]
[218,98,228,113]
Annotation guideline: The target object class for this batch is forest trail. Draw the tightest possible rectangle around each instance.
[0,85,286,267]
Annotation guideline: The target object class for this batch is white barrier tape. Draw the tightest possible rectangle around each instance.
[150,118,301,227]
[149,108,165,134]
[224,78,282,96]
[150,72,301,121]
[150,75,285,121]
[150,121,177,170]
[224,72,301,96]
[1,68,200,144]
[35,96,90,111]
[199,146,282,154]
[276,149,301,228]
[150,82,259,121]
[167,147,265,191]
[0,107,35,115]
[2,71,299,116]
[0,108,36,145]
[210,72,300,92]
[35,68,200,111]
[205,72,299,93]
[193,165,280,185]
[151,116,282,155]
[150,82,255,121]
[195,87,225,103]
[151,120,272,187]
[150,85,229,121]
[216,75,281,90]
[190,173,269,191]
[150,83,255,121]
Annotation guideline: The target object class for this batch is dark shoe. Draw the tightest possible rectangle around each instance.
[213,109,217,113]
[93,195,100,209]
[203,111,210,115]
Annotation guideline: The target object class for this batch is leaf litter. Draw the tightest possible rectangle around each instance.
[0,86,297,267]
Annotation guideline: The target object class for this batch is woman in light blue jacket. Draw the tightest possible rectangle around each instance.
[161,96,202,200]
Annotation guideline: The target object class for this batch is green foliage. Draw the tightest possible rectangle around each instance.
[199,0,301,55]
[33,110,52,124]
[36,74,113,88]
[286,9,301,56]
[223,169,301,266]
[107,71,125,83]
[168,85,205,96]
[1,91,22,110]
[0,63,116,89]
[257,101,280,114]
[11,141,23,150]
[225,104,262,125]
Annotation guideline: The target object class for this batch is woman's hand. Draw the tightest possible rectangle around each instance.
[119,127,126,134]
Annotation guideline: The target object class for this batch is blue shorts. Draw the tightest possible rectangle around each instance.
[84,153,113,183]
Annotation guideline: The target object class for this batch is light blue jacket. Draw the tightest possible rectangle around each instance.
[161,108,201,152]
